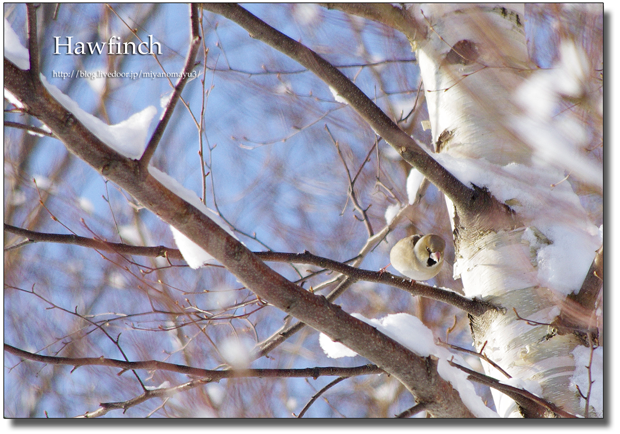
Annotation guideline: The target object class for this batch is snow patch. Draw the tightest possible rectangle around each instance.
[149,167,238,268]
[320,313,498,417]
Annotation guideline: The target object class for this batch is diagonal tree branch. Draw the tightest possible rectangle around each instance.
[448,359,576,418]
[138,4,202,172]
[201,3,516,238]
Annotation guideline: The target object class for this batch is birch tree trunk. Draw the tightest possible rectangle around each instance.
[410,4,602,417]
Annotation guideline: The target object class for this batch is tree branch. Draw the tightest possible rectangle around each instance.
[138,4,202,172]
[200,3,477,212]
[546,245,602,341]
[570,245,603,312]
[257,251,494,316]
[5,343,382,380]
[4,121,55,138]
[395,402,429,418]
[326,124,374,237]
[448,359,577,418]
[78,378,207,418]
[322,3,426,44]
[26,4,39,77]
[4,223,184,260]
[297,376,348,418]
[5,224,494,316]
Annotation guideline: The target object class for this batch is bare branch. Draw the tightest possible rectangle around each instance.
[395,402,428,418]
[569,245,603,312]
[297,376,348,418]
[326,124,374,237]
[256,250,495,316]
[26,4,40,77]
[436,338,511,379]
[447,360,577,418]
[4,223,184,260]
[4,121,55,138]
[5,224,493,316]
[322,3,427,44]
[139,4,202,171]
[200,4,479,214]
[5,343,382,380]
[78,378,209,418]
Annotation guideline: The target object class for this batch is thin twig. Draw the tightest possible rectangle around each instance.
[139,4,202,171]
[436,338,511,379]
[9,286,149,391]
[398,80,424,124]
[583,332,596,418]
[297,376,348,418]
[326,124,374,236]
[198,8,213,202]
[445,315,458,342]
[77,378,210,418]
[4,223,183,260]
[251,275,357,360]
[4,121,55,137]
[447,359,576,418]
[513,308,549,327]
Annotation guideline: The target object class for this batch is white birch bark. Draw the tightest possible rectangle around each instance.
[409,4,602,417]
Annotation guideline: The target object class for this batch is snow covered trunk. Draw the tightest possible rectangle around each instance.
[409,4,601,417]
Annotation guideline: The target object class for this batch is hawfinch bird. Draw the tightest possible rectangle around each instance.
[389,234,445,281]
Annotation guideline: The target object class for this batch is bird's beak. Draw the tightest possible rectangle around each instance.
[430,252,442,263]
